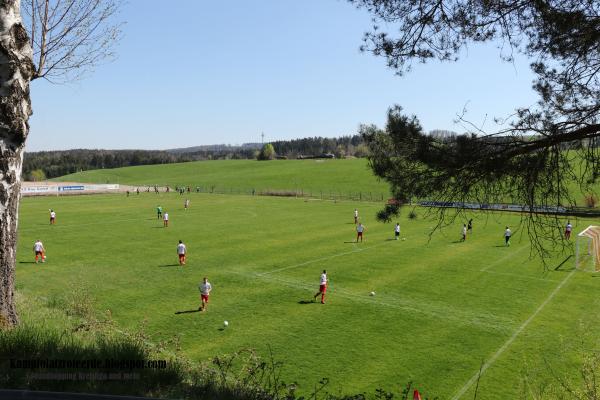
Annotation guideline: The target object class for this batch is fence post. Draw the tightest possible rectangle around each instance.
[360,192,362,201]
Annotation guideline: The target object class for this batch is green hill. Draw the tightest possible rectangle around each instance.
[55,158,391,198]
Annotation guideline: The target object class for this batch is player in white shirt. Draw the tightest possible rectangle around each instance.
[33,240,45,263]
[198,277,212,312]
[49,209,56,225]
[461,224,467,242]
[177,240,187,265]
[356,223,365,242]
[395,223,401,240]
[565,221,573,240]
[313,270,328,304]
[163,212,169,227]
[504,226,512,246]
[184,199,190,210]
[354,209,359,224]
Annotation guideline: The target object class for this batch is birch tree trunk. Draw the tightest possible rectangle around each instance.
[0,0,33,327]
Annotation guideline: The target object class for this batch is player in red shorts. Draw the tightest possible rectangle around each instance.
[313,270,328,304]
[33,240,45,263]
[198,277,212,312]
[565,221,573,240]
[356,222,365,242]
[177,240,186,265]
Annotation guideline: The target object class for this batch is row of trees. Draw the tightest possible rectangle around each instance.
[23,149,196,180]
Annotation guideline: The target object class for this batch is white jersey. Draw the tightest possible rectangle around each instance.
[395,225,400,233]
[163,213,169,221]
[354,210,358,217]
[33,241,43,252]
[462,226,467,235]
[199,282,212,295]
[505,228,512,237]
[50,212,56,219]
[177,243,186,255]
[320,273,327,285]
[566,223,572,232]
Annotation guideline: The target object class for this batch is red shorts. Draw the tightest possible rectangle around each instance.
[201,294,209,302]
[178,254,185,261]
[357,232,363,237]
[35,251,43,256]
[319,284,327,293]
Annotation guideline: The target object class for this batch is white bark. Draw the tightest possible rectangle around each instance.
[0,0,33,327]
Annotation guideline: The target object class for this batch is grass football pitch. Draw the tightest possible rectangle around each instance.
[15,192,600,398]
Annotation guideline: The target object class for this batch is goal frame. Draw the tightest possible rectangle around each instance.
[575,226,600,272]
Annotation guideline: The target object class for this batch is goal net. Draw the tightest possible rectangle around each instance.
[575,226,600,272]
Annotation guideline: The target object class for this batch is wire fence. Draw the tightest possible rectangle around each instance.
[166,185,391,203]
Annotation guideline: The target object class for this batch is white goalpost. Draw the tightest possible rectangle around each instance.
[575,226,600,272]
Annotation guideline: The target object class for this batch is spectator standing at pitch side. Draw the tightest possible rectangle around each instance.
[504,226,512,246]
[177,240,187,265]
[313,270,328,304]
[199,277,212,312]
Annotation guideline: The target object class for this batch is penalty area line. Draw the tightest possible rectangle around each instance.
[450,268,576,400]
[479,246,528,272]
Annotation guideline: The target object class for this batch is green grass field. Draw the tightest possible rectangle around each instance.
[15,190,600,398]
[54,159,390,197]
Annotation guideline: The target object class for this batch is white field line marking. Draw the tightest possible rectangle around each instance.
[260,241,389,276]
[450,269,576,400]
[229,270,514,333]
[481,269,559,283]
[479,246,529,272]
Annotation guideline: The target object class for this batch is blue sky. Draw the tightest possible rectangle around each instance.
[26,0,539,151]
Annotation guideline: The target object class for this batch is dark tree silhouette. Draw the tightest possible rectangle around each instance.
[350,0,600,262]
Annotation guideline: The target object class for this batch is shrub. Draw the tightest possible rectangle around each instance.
[257,144,276,161]
[408,210,418,219]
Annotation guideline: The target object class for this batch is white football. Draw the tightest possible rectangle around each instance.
[402,238,406,241]
[223,321,229,327]
[370,291,375,296]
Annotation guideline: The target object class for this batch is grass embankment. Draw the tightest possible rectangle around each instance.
[54,159,390,198]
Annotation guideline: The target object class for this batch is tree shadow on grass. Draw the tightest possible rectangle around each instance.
[554,255,573,271]
[18,261,36,264]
